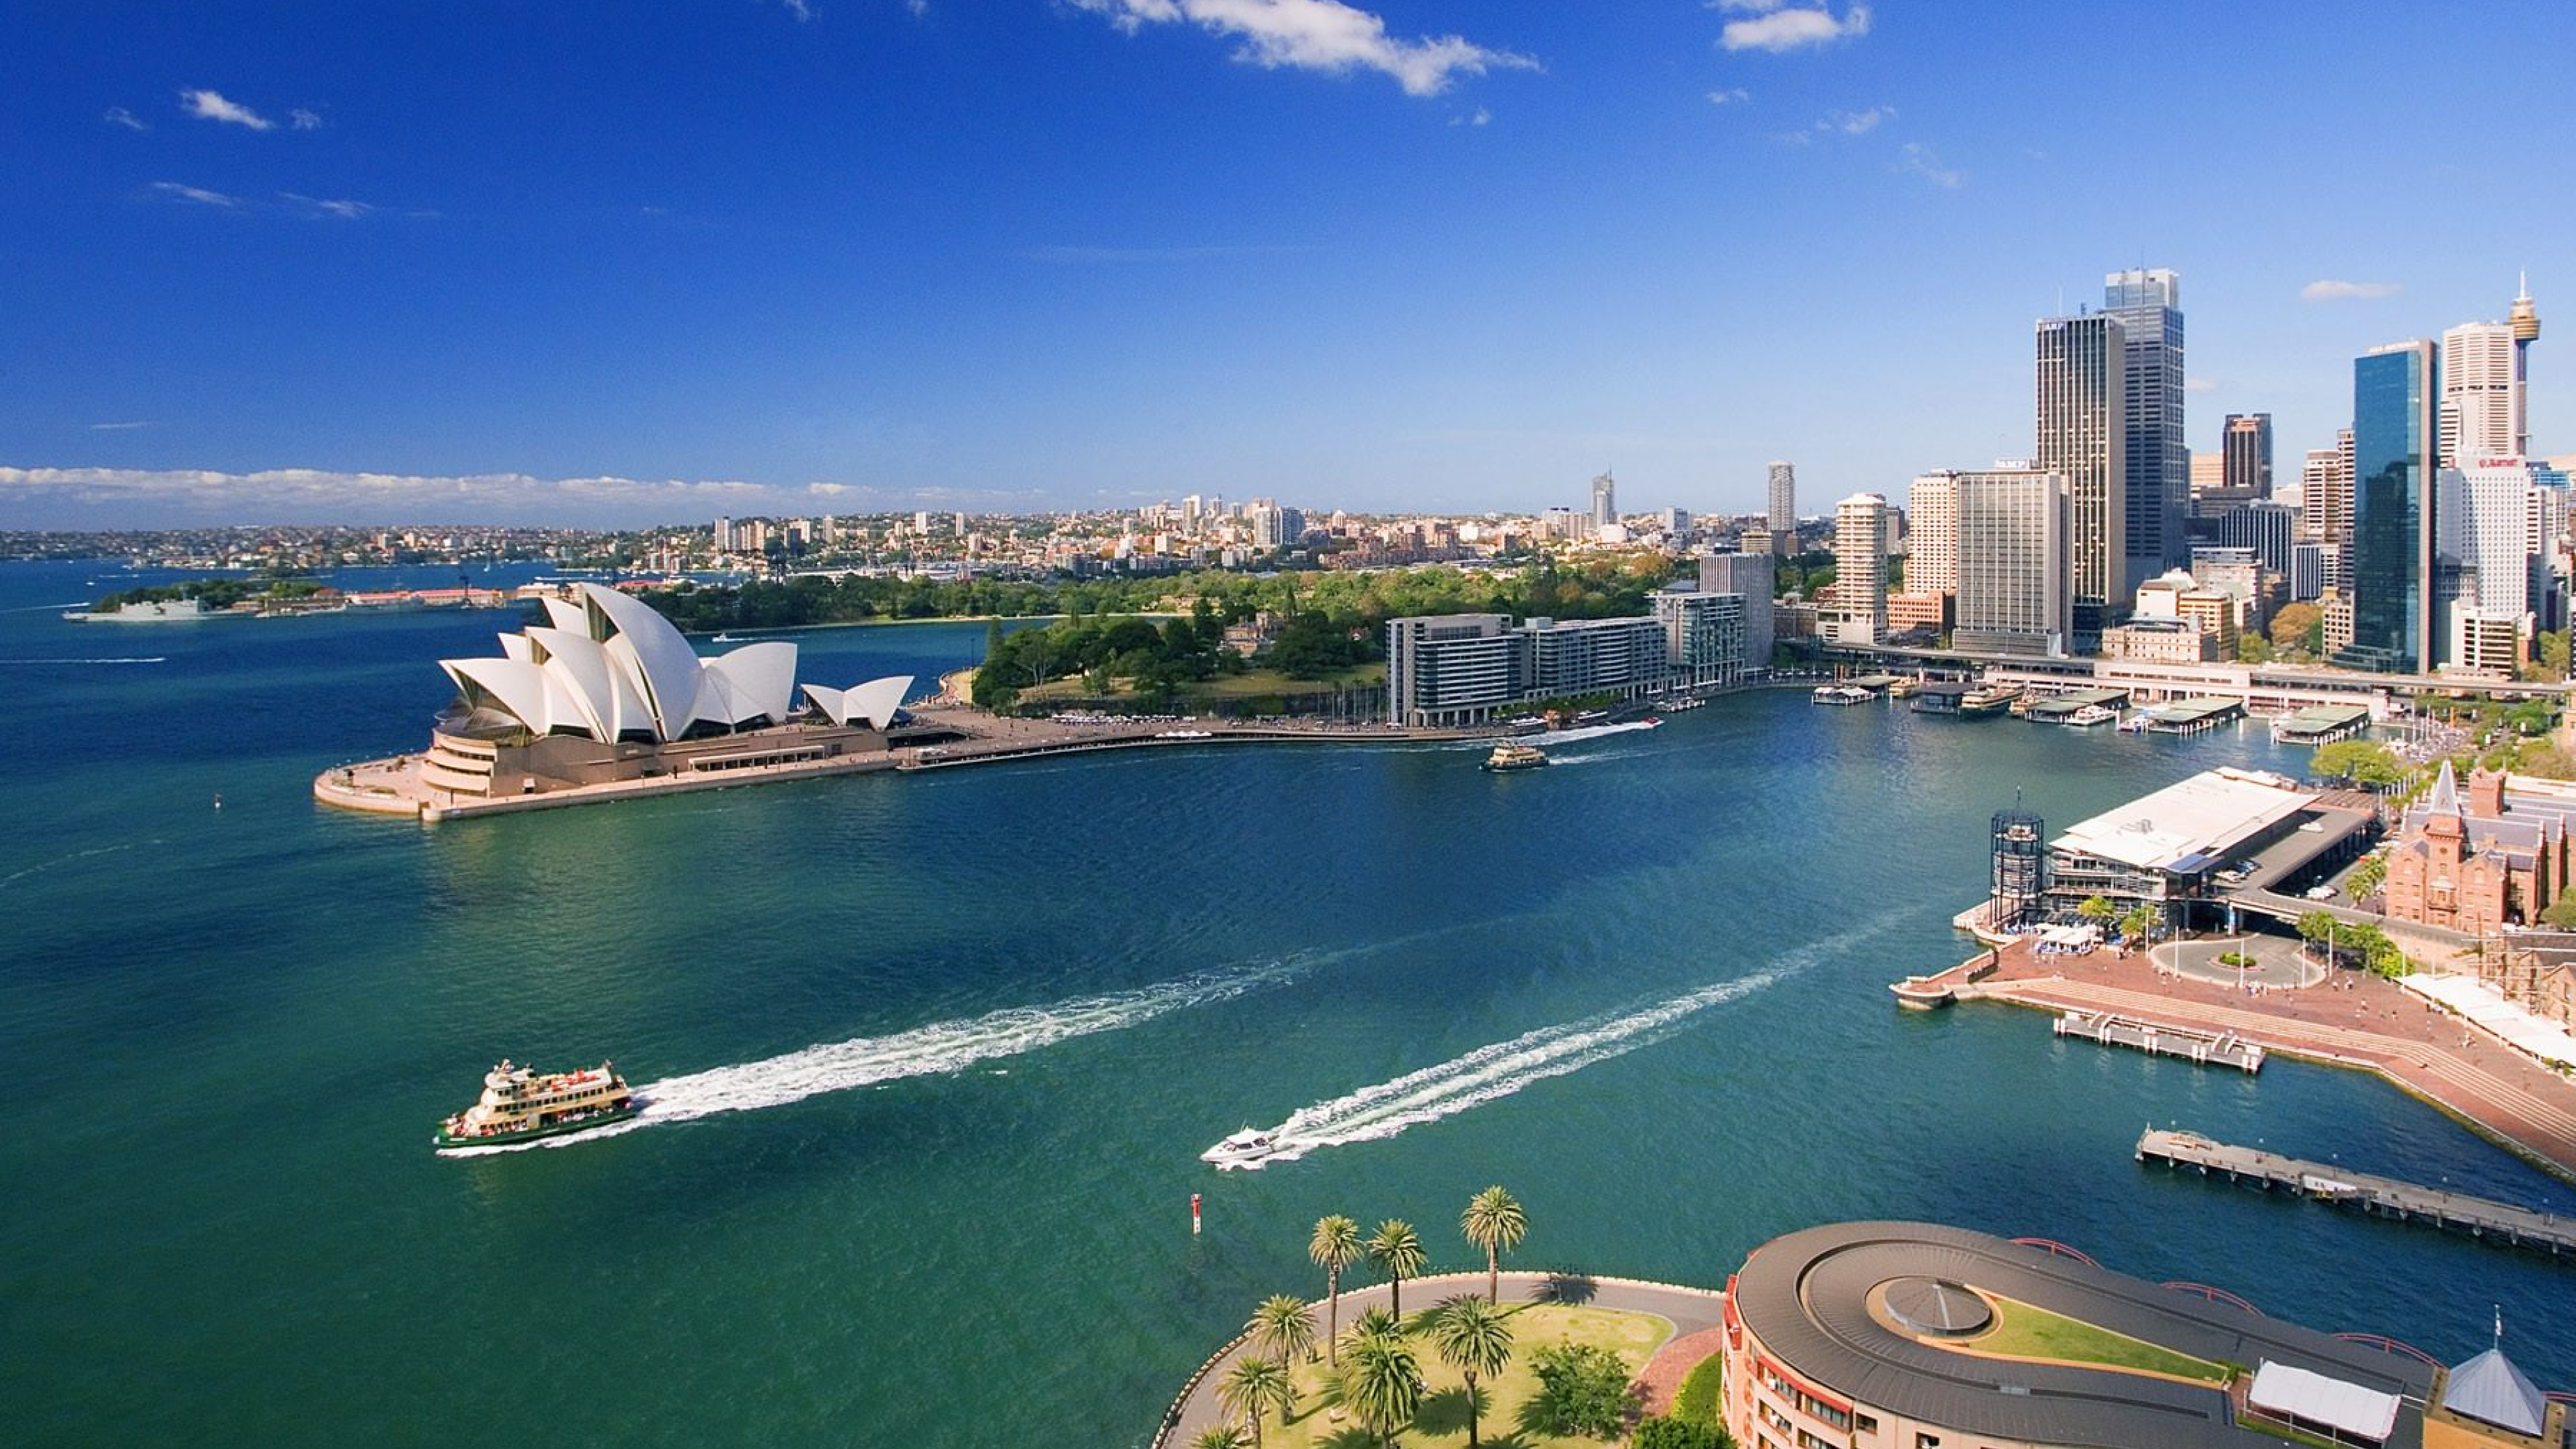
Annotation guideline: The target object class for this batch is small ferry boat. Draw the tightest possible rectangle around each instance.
[1811,684,1873,706]
[710,631,739,643]
[1481,742,1551,772]
[434,1059,636,1149]
[1202,1126,1280,1169]
[2064,704,2119,728]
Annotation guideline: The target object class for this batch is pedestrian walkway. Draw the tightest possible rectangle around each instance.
[1153,1269,1727,1448]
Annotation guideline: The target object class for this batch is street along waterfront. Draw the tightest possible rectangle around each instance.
[1,557,2571,1448]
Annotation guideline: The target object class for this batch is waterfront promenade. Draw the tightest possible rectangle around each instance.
[1928,938,2576,1183]
[1154,1270,1727,1449]
[316,702,1494,822]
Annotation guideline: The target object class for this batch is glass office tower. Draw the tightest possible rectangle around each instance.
[2335,340,2438,673]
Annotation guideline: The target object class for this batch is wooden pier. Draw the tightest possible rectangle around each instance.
[2137,1128,2576,1260]
[2055,1010,2265,1072]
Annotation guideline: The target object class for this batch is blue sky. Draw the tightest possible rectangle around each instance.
[4,0,2571,527]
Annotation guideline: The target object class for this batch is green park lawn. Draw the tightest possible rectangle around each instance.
[1964,1296,2234,1385]
[1252,1303,1671,1449]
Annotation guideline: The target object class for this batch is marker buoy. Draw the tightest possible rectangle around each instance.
[1191,1192,1201,1236]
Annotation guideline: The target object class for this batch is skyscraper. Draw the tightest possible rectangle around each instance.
[1830,493,1888,645]
[1766,462,1796,537]
[2222,413,2273,498]
[2105,268,2187,586]
[2441,320,2518,467]
[2337,340,2439,673]
[2035,312,2127,621]
[1590,471,1617,531]
[1906,471,1961,595]
[1951,469,2070,656]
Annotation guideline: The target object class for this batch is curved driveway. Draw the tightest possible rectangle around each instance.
[1155,1269,1727,1448]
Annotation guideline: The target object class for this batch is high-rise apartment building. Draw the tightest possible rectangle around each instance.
[2222,413,2273,497]
[1906,472,1962,595]
[1698,551,1776,666]
[2105,268,2186,586]
[1831,493,1889,645]
[2213,500,2297,579]
[2337,340,2440,674]
[1952,468,2070,657]
[1767,462,1796,537]
[1591,471,1617,531]
[2035,312,2127,616]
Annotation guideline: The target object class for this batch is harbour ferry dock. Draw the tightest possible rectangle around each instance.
[2138,1128,2576,1259]
[2055,1009,2265,1071]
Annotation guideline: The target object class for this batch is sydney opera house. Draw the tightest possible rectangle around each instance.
[322,583,949,816]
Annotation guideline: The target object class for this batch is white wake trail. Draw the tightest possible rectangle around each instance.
[435,953,1314,1157]
[1213,922,1882,1169]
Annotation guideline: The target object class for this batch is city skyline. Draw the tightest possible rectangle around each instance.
[7,1,2574,529]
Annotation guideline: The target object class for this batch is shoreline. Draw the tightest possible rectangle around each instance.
[315,702,1497,822]
[1917,934,2576,1186]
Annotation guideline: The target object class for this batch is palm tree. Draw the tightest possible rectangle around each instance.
[1218,1356,1295,1449]
[1342,1332,1426,1448]
[1367,1218,1426,1322]
[1248,1294,1317,1366]
[1189,1426,1246,1449]
[1346,1304,1402,1348]
[1309,1214,1363,1364]
[1427,1295,1515,1448]
[1459,1185,1527,1303]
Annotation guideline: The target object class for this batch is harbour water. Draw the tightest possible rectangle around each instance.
[4,557,2573,1448]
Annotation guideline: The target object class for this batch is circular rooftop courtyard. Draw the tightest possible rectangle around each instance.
[1878,1276,1993,1338]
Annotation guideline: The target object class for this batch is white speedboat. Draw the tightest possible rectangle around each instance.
[1201,1126,1279,1169]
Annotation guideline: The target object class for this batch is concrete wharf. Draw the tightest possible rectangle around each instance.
[2055,1010,2265,1071]
[2137,1128,2576,1260]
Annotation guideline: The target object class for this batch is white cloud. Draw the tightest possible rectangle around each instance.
[780,0,814,18]
[1450,106,1491,127]
[290,108,322,130]
[150,180,246,208]
[180,89,275,130]
[808,482,853,496]
[2184,376,2220,394]
[105,105,148,132]
[1705,87,1751,105]
[1720,3,1870,52]
[281,193,374,220]
[1068,0,1536,97]
[1819,104,1890,134]
[2301,278,2400,302]
[1896,141,1962,188]
[1711,0,1786,11]
[89,421,158,431]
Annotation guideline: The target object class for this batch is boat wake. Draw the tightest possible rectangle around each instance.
[435,952,1320,1156]
[1451,720,1660,750]
[1208,923,1879,1169]
[0,656,168,665]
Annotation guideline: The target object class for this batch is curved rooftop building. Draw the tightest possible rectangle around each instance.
[441,583,798,743]
[388,582,932,812]
[1720,1222,2463,1449]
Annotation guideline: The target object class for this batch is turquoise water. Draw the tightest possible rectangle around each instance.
[4,558,2571,1448]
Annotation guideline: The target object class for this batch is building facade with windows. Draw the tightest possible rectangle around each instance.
[2106,267,2188,586]
[1951,468,2069,656]
[2035,312,2128,622]
[2337,340,2440,673]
